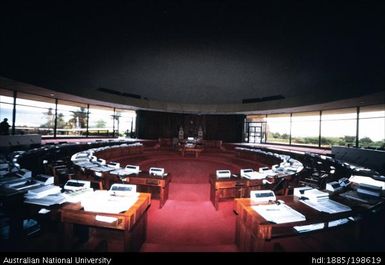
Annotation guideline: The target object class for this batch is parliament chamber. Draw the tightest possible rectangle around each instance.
[0,137,384,253]
[0,0,384,256]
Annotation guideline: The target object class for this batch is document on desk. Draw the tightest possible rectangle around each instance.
[294,223,324,233]
[63,188,94,203]
[349,175,385,190]
[329,218,350,227]
[81,190,139,214]
[251,204,306,224]
[244,171,267,180]
[25,193,67,206]
[339,190,382,205]
[300,198,351,214]
[294,218,350,233]
[95,215,118,223]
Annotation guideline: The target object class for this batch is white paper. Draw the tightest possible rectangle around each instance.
[38,208,51,214]
[244,171,267,180]
[96,215,118,223]
[294,223,324,233]
[329,218,349,227]
[300,198,351,214]
[349,175,385,190]
[252,203,306,224]
[81,190,139,214]
[25,193,66,206]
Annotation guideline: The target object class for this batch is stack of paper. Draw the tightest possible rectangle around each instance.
[252,203,306,224]
[303,189,329,201]
[81,190,139,214]
[26,185,61,199]
[300,198,351,214]
[329,218,350,227]
[243,171,267,180]
[294,218,350,233]
[349,175,385,190]
[294,223,324,233]
[62,188,94,203]
[25,193,66,206]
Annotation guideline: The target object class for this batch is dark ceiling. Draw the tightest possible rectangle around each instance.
[0,0,384,105]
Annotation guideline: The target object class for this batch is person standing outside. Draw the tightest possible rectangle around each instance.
[0,118,10,135]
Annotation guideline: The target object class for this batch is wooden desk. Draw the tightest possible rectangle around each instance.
[0,190,32,240]
[94,144,144,161]
[105,172,170,209]
[60,193,151,252]
[0,188,62,245]
[235,148,282,165]
[209,175,288,210]
[233,196,384,251]
[181,147,204,158]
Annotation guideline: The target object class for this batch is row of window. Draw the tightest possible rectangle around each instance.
[246,106,385,149]
[1,88,383,149]
[0,89,136,138]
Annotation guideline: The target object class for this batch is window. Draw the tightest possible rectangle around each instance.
[266,114,290,144]
[115,109,136,137]
[247,115,266,123]
[245,115,266,143]
[88,106,114,137]
[57,100,88,137]
[0,89,14,123]
[291,112,320,146]
[321,108,357,148]
[359,105,385,149]
[15,93,56,136]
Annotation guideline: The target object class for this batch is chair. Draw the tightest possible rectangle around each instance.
[74,169,104,190]
[272,178,289,196]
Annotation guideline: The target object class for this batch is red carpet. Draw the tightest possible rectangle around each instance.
[144,201,236,246]
[140,243,238,252]
[168,183,210,201]
[137,152,242,252]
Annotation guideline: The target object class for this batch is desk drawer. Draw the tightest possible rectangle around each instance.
[146,179,160,185]
[128,178,147,185]
[218,188,237,199]
[216,181,236,189]
[62,211,126,230]
[247,179,263,186]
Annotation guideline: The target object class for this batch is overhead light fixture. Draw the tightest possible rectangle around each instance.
[242,95,285,104]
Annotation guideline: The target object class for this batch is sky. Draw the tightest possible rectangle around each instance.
[0,97,136,131]
[2,98,384,140]
[266,113,385,141]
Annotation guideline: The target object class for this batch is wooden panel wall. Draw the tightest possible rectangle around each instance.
[136,110,244,143]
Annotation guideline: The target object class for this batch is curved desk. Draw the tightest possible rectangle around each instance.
[210,174,291,210]
[105,171,170,209]
[180,147,204,158]
[234,194,385,251]
[61,192,151,252]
